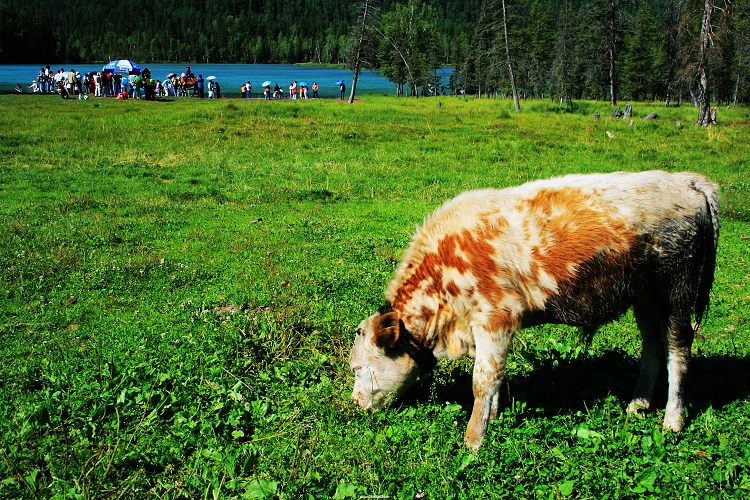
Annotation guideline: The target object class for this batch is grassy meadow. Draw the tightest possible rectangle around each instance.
[1,94,749,498]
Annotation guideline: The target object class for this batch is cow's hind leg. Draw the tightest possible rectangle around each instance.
[663,318,694,431]
[464,328,512,451]
[627,303,665,414]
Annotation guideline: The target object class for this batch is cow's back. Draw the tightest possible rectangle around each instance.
[387,171,718,333]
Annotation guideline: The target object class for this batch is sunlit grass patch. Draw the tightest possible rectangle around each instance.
[0,94,748,498]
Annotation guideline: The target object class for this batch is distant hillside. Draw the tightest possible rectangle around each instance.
[0,0,481,64]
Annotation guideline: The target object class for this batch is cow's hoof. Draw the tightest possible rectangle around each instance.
[663,411,683,432]
[463,432,483,451]
[626,398,652,414]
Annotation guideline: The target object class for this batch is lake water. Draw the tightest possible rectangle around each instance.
[0,63,451,98]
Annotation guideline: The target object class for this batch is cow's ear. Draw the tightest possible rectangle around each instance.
[374,311,400,349]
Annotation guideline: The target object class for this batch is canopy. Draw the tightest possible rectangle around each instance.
[102,60,142,75]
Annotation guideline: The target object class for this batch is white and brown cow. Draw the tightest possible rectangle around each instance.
[349,170,719,450]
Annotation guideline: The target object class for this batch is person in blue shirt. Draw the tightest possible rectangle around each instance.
[197,74,204,98]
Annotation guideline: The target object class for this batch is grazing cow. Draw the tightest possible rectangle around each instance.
[349,171,719,450]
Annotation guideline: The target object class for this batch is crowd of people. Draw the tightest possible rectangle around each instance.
[24,64,351,100]
[28,65,165,100]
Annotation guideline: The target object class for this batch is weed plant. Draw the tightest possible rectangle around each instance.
[1,95,749,498]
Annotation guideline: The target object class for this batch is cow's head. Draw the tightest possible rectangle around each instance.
[349,306,433,410]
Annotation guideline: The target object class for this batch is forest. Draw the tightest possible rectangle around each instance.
[1,0,748,105]
[0,0,479,66]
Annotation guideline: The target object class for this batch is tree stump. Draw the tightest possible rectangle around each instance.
[644,112,658,121]
[624,104,632,119]
[611,109,624,118]
[709,107,718,125]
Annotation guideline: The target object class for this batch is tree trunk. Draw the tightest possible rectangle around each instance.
[734,71,740,105]
[609,0,617,106]
[501,0,521,112]
[349,0,370,104]
[696,0,714,126]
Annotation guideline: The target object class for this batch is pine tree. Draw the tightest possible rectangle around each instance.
[378,0,441,96]
[621,2,661,101]
[523,0,555,98]
[551,0,577,106]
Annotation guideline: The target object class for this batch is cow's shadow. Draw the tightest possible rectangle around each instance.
[403,350,750,418]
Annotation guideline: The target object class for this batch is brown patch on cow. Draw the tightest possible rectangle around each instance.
[489,307,521,333]
[445,281,461,297]
[457,228,505,309]
[393,234,471,309]
[420,305,434,324]
[522,188,635,283]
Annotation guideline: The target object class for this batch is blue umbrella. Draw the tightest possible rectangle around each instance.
[299,81,308,87]
[336,80,345,85]
[102,60,142,75]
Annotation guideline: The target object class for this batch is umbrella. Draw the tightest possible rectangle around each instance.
[206,76,217,81]
[166,73,176,78]
[299,81,308,87]
[102,59,142,75]
[261,80,272,87]
[336,80,345,85]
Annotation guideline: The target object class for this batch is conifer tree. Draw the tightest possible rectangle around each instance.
[551,0,577,106]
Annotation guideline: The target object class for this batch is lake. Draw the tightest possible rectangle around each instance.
[0,63,451,98]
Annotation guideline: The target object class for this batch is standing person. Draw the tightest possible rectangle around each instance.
[75,75,85,100]
[246,81,252,98]
[37,67,46,93]
[240,83,247,98]
[208,80,215,99]
[215,81,221,99]
[264,83,271,100]
[339,80,346,100]
[133,73,143,99]
[274,83,281,98]
[197,74,204,98]
[291,81,297,100]
[311,82,318,99]
[67,69,76,96]
[113,74,122,95]
[94,72,102,97]
[178,73,185,97]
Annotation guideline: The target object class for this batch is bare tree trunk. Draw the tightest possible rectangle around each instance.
[697,0,714,126]
[609,0,617,106]
[349,0,370,104]
[734,71,740,105]
[501,0,521,112]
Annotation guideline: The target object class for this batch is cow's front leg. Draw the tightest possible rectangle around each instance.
[464,329,512,450]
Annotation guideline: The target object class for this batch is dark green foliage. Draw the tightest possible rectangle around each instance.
[454,0,750,107]
[621,2,664,101]
[0,0,482,65]
[378,0,442,95]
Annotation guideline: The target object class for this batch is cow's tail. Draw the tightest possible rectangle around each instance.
[692,178,720,326]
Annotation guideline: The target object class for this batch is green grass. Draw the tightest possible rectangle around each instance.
[1,94,749,498]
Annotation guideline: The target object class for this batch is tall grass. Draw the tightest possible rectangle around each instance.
[1,94,749,498]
